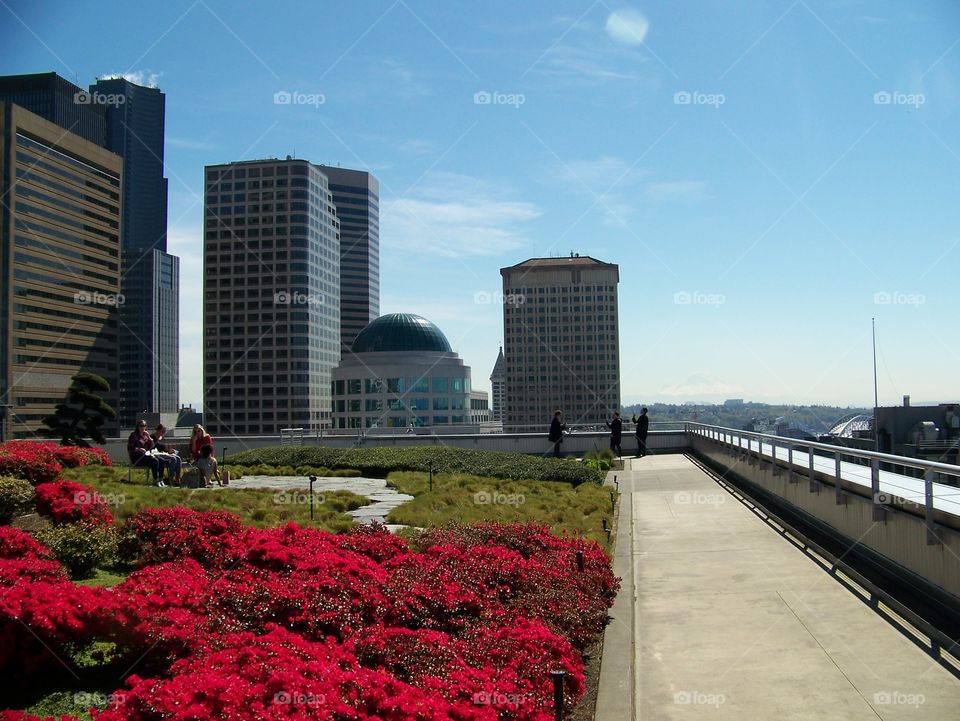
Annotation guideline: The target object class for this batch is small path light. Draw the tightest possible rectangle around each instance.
[427,460,434,491]
[575,549,584,572]
[550,669,566,721]
[601,517,608,533]
[610,491,616,512]
[308,475,317,521]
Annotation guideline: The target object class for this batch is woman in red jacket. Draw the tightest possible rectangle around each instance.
[189,424,214,462]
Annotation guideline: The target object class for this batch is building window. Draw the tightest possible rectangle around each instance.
[433,398,449,410]
[347,379,361,394]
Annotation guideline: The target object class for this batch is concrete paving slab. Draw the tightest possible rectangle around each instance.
[595,454,960,721]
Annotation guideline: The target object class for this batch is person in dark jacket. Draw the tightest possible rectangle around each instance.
[128,419,166,486]
[632,408,649,457]
[548,410,567,458]
[605,412,623,455]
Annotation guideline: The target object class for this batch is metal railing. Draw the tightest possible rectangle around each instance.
[685,422,960,540]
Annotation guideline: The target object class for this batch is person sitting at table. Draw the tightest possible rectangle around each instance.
[128,419,166,487]
[151,423,182,485]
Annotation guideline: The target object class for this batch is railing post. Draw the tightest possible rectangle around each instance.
[787,443,795,482]
[771,438,780,475]
[925,470,940,545]
[871,458,885,521]
[808,445,820,493]
[834,451,845,505]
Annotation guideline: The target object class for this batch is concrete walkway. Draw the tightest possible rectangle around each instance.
[596,454,960,720]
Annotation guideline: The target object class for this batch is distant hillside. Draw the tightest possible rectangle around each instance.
[621,402,868,434]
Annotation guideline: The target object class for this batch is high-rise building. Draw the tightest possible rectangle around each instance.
[202,158,341,435]
[90,77,179,424]
[0,72,179,426]
[0,72,107,146]
[500,255,620,432]
[0,102,122,437]
[490,346,505,423]
[316,165,379,352]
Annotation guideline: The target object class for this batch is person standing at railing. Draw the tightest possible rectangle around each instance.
[606,412,623,456]
[632,407,649,457]
[548,410,567,458]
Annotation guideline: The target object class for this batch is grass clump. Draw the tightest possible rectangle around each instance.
[65,465,366,532]
[385,471,615,547]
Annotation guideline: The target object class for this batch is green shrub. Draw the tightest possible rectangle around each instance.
[228,446,604,486]
[33,523,118,578]
[583,449,614,472]
[0,474,35,521]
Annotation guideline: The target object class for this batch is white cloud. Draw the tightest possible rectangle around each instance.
[99,70,162,88]
[560,155,650,190]
[605,9,650,46]
[644,180,710,202]
[167,136,217,151]
[382,172,541,259]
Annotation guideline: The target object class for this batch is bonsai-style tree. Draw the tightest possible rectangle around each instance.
[41,372,117,447]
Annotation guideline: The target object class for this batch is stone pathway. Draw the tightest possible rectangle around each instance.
[226,475,413,525]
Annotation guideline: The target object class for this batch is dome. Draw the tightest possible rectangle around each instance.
[351,313,453,354]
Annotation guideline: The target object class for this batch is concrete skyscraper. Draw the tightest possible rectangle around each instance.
[202,158,341,435]
[0,73,179,427]
[316,165,379,352]
[490,346,505,424]
[500,255,620,432]
[0,102,122,438]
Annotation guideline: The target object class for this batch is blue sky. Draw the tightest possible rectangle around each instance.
[4,0,959,408]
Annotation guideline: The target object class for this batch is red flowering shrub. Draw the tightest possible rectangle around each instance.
[34,479,114,527]
[0,530,108,679]
[54,445,112,468]
[0,441,62,484]
[336,521,411,563]
[97,626,496,721]
[0,713,77,721]
[118,506,243,566]
[0,526,66,584]
[0,518,618,721]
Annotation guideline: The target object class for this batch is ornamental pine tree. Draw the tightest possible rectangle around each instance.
[41,372,117,447]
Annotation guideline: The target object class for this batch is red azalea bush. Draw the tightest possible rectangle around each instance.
[0,442,62,485]
[53,445,112,468]
[34,479,114,527]
[1,519,618,721]
[0,526,67,585]
[0,528,108,679]
[0,441,110,486]
[118,506,244,566]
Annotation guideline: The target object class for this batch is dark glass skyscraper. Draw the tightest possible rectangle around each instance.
[316,166,379,352]
[91,77,178,423]
[0,72,181,426]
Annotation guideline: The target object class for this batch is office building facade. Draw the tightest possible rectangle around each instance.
[0,73,179,426]
[316,165,379,352]
[500,255,620,432]
[1,102,122,437]
[202,158,340,435]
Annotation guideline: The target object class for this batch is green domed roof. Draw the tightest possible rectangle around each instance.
[351,313,453,354]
